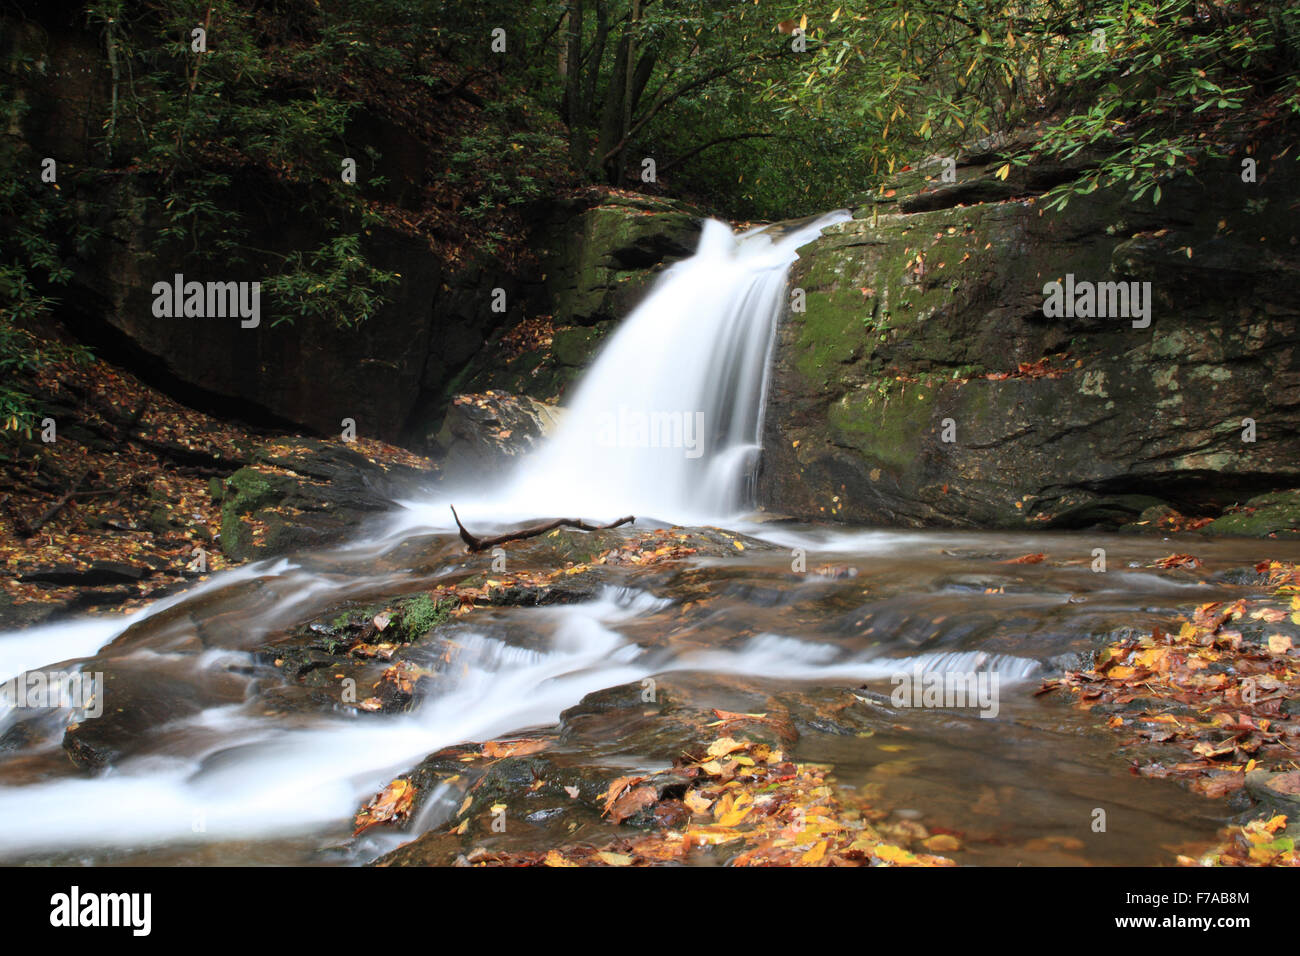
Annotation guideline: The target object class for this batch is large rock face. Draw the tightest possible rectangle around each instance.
[540,193,702,328]
[454,193,702,404]
[759,143,1300,533]
[4,11,699,455]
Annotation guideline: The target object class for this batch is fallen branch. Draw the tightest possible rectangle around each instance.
[1,495,30,537]
[20,472,86,539]
[126,434,251,471]
[450,505,634,553]
[65,389,247,471]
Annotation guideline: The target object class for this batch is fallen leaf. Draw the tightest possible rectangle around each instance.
[1001,553,1045,565]
[706,737,749,759]
[353,778,416,835]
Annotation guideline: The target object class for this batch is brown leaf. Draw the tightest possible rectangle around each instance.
[353,778,416,835]
[601,775,644,816]
[608,785,658,824]
[482,738,548,759]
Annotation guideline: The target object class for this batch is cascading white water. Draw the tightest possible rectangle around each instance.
[0,207,1057,862]
[0,211,870,860]
[0,199,1274,865]
[428,211,852,526]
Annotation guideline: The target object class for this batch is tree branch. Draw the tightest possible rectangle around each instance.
[600,47,797,164]
[450,506,634,552]
[660,132,775,174]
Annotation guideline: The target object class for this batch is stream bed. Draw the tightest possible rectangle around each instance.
[1,518,1291,866]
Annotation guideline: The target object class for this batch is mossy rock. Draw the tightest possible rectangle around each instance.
[218,467,300,560]
[1205,489,1300,538]
[551,326,605,367]
[759,139,1300,530]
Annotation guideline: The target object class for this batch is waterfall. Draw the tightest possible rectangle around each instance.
[0,210,890,862]
[440,211,852,525]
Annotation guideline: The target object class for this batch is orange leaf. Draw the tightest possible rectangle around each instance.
[1001,553,1045,565]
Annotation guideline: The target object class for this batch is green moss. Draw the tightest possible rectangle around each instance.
[552,326,603,367]
[218,467,298,560]
[792,287,870,383]
[1206,490,1300,538]
[826,384,939,471]
[400,593,453,640]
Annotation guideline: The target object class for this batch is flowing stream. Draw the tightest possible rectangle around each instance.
[1,213,1293,865]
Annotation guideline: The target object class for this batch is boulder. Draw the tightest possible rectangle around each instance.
[758,142,1300,532]
[451,193,703,405]
[216,438,433,561]
[429,391,560,484]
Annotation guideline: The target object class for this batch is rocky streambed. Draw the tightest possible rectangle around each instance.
[2,516,1297,866]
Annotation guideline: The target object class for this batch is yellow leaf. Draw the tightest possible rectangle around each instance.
[1269,634,1293,654]
[801,840,828,864]
[684,790,713,815]
[923,834,962,852]
[596,851,634,866]
[1249,845,1279,863]
[685,826,745,846]
[1133,647,1170,670]
[995,163,1011,181]
[712,792,734,820]
[717,807,753,827]
[707,737,747,758]
[799,13,807,30]
[544,850,578,867]
[872,844,917,864]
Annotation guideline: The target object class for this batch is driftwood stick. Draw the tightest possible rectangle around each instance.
[21,472,86,538]
[2,495,30,537]
[450,505,634,553]
[126,434,251,471]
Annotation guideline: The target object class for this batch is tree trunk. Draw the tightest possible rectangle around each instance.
[595,33,629,179]
[565,0,585,165]
[618,0,641,185]
[582,1,609,130]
